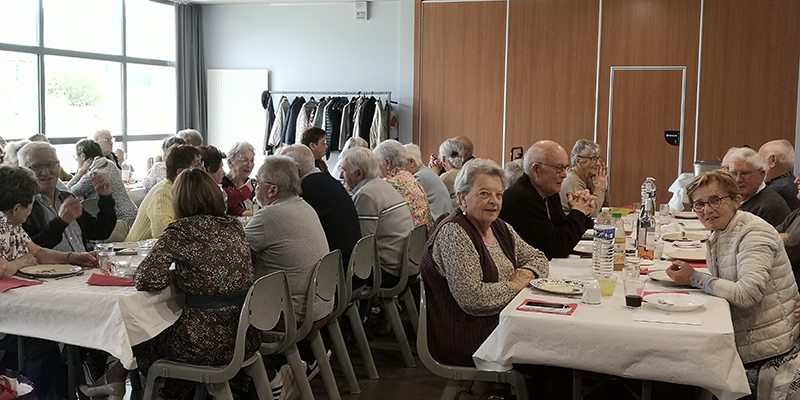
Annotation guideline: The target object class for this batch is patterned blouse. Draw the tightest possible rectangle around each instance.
[385,167,433,229]
[133,214,260,396]
[431,220,549,316]
[0,212,31,261]
[67,156,139,227]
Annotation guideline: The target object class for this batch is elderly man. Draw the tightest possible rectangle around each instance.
[18,142,117,251]
[455,135,475,164]
[301,127,330,174]
[126,145,203,241]
[404,144,453,220]
[245,155,332,324]
[176,128,203,147]
[728,147,790,226]
[93,129,121,169]
[721,147,739,171]
[374,140,433,230]
[499,140,595,260]
[282,144,361,269]
[342,147,414,288]
[759,140,800,210]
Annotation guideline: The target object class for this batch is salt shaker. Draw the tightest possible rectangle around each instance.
[582,279,601,305]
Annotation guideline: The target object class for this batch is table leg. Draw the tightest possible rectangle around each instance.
[572,369,582,400]
[16,337,26,375]
[642,380,652,400]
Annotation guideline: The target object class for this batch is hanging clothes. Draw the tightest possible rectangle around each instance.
[295,98,318,144]
[387,101,399,140]
[312,98,327,129]
[268,96,289,153]
[339,98,356,151]
[358,96,377,146]
[262,93,276,154]
[282,96,305,146]
[326,97,346,152]
[369,98,387,149]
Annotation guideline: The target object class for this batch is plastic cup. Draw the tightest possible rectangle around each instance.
[597,275,617,296]
[659,204,670,217]
[96,243,115,275]
[137,240,153,257]
[624,279,646,309]
[624,257,641,281]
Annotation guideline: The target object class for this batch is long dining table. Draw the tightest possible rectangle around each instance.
[473,215,751,400]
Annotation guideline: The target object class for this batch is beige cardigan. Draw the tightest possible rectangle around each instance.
[706,210,799,363]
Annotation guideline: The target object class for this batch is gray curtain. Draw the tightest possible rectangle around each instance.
[176,4,208,140]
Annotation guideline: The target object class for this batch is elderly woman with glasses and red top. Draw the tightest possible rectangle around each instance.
[223,141,258,217]
[559,139,610,217]
[667,169,800,399]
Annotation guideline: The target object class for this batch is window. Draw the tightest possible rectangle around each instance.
[0,2,38,47]
[127,63,176,136]
[43,0,123,55]
[126,0,175,61]
[0,51,39,139]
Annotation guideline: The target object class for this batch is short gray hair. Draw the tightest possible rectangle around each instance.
[258,155,302,199]
[570,139,600,166]
[227,141,256,163]
[92,129,111,141]
[454,158,508,207]
[161,136,186,154]
[281,144,315,176]
[729,147,765,171]
[28,133,49,143]
[177,129,203,147]
[341,147,381,180]
[341,137,368,154]
[523,144,547,172]
[18,142,57,168]
[439,139,464,168]
[404,144,423,165]
[504,159,525,184]
[373,140,407,169]
[4,140,30,166]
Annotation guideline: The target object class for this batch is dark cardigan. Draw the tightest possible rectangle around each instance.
[22,189,117,250]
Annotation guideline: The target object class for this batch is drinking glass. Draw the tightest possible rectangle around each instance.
[96,243,115,275]
[137,240,154,257]
[597,274,617,296]
[659,204,670,217]
[623,257,641,281]
[624,279,646,309]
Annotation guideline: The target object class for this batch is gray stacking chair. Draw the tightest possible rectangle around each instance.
[324,247,361,394]
[418,285,529,400]
[142,272,285,400]
[377,225,428,368]
[344,235,382,379]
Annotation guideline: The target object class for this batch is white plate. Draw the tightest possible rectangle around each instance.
[530,278,584,295]
[674,211,698,219]
[661,232,709,242]
[582,229,594,240]
[643,293,708,312]
[676,220,708,231]
[573,240,593,254]
[19,264,82,277]
[664,250,707,262]
[116,248,137,255]
[648,269,710,285]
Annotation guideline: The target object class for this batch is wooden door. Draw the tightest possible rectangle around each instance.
[609,69,683,207]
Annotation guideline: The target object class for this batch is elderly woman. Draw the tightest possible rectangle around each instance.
[420,158,549,367]
[4,140,29,166]
[199,145,227,185]
[404,143,454,221]
[142,136,186,192]
[374,140,433,230]
[93,129,121,169]
[81,169,260,400]
[67,139,138,226]
[18,142,117,251]
[504,159,525,185]
[223,141,258,217]
[332,136,368,180]
[176,128,203,147]
[0,164,97,400]
[559,139,609,217]
[667,170,800,398]
[430,139,464,209]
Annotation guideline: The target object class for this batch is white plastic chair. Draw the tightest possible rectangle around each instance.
[341,235,381,380]
[418,284,529,400]
[142,272,286,400]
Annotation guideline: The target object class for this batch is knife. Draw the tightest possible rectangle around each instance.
[15,272,46,283]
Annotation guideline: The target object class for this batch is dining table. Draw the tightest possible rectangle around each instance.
[472,211,751,400]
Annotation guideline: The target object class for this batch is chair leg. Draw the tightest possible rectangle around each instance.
[327,319,361,394]
[209,382,234,400]
[346,304,379,379]
[381,297,416,367]
[246,358,275,400]
[143,375,165,400]
[192,383,206,400]
[286,344,315,400]
[402,288,419,335]
[308,330,342,400]
[510,370,529,400]
[440,379,465,400]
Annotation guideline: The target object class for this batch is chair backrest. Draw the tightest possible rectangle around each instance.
[347,235,381,302]
[408,224,428,266]
[380,225,427,298]
[297,250,342,341]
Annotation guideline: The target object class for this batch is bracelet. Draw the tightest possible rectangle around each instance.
[66,252,73,263]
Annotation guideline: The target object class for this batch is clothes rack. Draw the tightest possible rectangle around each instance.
[266,90,395,104]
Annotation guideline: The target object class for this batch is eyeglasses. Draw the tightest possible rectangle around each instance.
[536,162,570,174]
[251,179,275,190]
[577,155,602,163]
[731,170,755,179]
[29,161,60,173]
[691,195,731,212]
[100,137,115,144]
[234,158,255,164]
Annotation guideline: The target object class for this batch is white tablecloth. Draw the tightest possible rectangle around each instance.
[472,255,750,400]
[0,270,183,369]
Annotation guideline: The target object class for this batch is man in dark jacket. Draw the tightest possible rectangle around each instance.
[499,140,595,260]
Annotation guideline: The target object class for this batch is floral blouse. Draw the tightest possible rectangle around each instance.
[385,167,433,230]
[0,212,31,261]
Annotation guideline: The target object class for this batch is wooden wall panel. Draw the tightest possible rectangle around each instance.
[418,2,507,162]
[697,0,800,160]
[505,0,599,162]
[597,0,701,206]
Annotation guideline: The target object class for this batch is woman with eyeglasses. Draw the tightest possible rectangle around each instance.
[431,138,464,210]
[559,139,609,217]
[222,141,258,217]
[667,169,800,398]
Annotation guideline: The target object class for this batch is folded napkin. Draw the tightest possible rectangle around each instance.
[87,273,134,286]
[634,310,701,326]
[672,241,702,249]
[643,291,690,296]
[0,278,43,293]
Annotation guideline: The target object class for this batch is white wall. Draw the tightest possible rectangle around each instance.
[202,0,415,155]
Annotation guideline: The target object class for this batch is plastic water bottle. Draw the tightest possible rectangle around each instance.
[613,212,626,271]
[593,207,615,278]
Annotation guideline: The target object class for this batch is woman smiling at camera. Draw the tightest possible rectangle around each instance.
[419,158,549,367]
[667,169,800,398]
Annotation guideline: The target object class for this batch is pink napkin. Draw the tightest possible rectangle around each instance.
[516,299,578,316]
[0,278,43,293]
[672,241,702,249]
[87,274,134,286]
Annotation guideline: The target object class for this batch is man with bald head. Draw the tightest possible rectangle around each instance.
[499,140,595,259]
[455,135,474,164]
[282,144,361,270]
[759,140,800,210]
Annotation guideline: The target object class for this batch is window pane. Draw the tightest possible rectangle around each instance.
[126,0,175,61]
[127,64,176,136]
[52,142,80,176]
[125,139,165,178]
[43,0,122,55]
[44,55,122,139]
[0,1,38,46]
[0,51,39,139]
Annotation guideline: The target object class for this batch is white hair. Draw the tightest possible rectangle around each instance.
[404,144,423,165]
[729,147,765,171]
[523,144,547,172]
[570,139,600,166]
[760,140,794,168]
[177,129,203,147]
[227,141,256,163]
[373,140,407,169]
[18,142,58,168]
[504,159,525,184]
[258,155,302,198]
[5,140,32,166]
[439,139,464,168]
[92,129,111,141]
[342,147,381,180]
[281,144,315,176]
[454,158,508,207]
